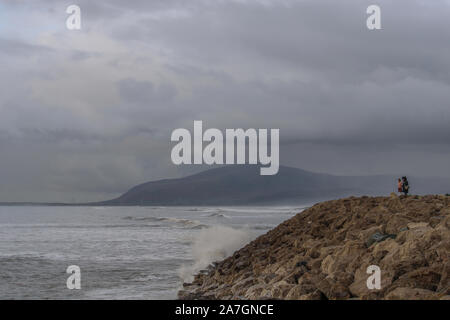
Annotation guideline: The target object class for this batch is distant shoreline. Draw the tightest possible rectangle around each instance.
[2,167,449,208]
[0,202,312,207]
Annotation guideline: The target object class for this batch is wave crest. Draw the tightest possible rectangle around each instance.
[177,225,255,283]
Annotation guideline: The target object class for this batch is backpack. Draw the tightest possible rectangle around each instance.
[404,181,409,191]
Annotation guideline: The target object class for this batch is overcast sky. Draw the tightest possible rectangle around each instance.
[1,0,450,202]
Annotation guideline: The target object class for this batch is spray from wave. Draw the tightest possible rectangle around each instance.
[178,225,256,283]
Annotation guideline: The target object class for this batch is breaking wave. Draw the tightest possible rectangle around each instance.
[122,216,208,229]
[204,212,230,218]
[177,225,256,283]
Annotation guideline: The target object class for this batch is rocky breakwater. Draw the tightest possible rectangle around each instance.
[179,194,450,300]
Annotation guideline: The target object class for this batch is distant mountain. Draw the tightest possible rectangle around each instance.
[97,166,450,206]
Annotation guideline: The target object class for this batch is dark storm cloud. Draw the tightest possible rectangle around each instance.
[1,0,450,201]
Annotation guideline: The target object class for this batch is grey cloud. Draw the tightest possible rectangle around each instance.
[0,38,53,57]
[118,78,177,105]
[1,0,450,201]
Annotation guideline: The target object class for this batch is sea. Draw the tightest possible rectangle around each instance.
[0,205,307,299]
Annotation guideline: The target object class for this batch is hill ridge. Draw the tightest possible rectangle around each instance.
[98,165,450,206]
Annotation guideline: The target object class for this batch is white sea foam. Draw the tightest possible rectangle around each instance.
[205,212,230,218]
[177,225,256,283]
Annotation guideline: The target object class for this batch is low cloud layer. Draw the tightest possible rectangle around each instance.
[1,0,450,201]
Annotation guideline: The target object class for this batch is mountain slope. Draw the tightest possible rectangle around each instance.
[98,165,450,206]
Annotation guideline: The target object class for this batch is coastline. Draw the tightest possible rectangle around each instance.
[178,194,450,300]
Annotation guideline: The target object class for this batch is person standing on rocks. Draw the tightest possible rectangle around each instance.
[397,178,403,194]
[402,176,410,196]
